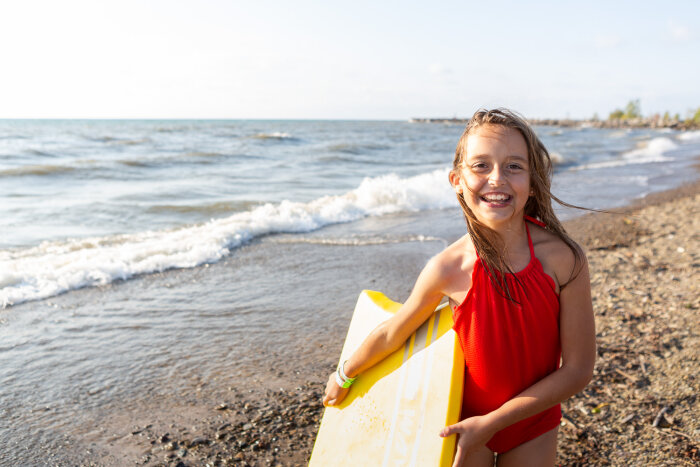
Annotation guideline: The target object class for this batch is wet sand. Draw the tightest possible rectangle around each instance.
[29,183,699,467]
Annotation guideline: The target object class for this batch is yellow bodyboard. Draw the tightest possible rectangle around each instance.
[310,290,464,467]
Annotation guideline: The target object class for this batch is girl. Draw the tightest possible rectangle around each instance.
[323,108,596,467]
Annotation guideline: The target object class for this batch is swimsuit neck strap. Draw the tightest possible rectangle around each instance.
[525,222,535,258]
[524,215,546,228]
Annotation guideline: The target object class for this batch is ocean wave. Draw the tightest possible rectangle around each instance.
[678,130,700,142]
[568,160,635,171]
[252,132,299,141]
[0,135,28,140]
[317,154,389,165]
[570,157,672,172]
[0,168,455,307]
[111,138,151,146]
[117,152,256,169]
[622,137,677,161]
[0,164,76,177]
[564,137,677,172]
[328,143,390,155]
[266,233,446,247]
[549,152,570,166]
[118,159,152,168]
[26,149,56,157]
[85,135,151,145]
[183,151,226,158]
[156,126,187,133]
[609,131,629,138]
[145,200,259,215]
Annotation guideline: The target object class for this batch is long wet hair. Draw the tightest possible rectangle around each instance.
[451,108,584,298]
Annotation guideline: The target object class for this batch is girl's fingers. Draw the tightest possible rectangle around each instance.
[323,394,337,406]
[322,373,342,406]
[323,391,340,406]
[439,423,459,437]
[322,373,351,407]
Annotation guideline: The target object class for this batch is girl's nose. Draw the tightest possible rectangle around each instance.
[488,166,506,185]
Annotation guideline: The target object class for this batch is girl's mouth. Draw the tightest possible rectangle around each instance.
[479,193,512,206]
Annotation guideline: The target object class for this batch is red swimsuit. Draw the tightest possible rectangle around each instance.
[452,217,561,453]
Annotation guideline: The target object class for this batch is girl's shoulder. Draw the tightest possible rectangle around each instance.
[429,234,478,279]
[528,222,586,286]
[423,235,477,304]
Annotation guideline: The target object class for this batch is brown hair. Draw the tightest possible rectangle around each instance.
[451,108,584,298]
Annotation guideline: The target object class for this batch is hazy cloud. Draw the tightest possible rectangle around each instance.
[428,63,452,75]
[667,20,692,41]
[594,34,621,48]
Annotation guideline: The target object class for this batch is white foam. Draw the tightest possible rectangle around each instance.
[267,233,446,247]
[570,137,677,171]
[253,132,295,140]
[678,130,700,142]
[622,137,677,161]
[549,152,568,166]
[0,169,455,307]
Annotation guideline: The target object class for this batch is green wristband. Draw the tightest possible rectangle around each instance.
[336,360,356,388]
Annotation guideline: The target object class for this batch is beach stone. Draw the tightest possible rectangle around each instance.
[236,439,248,449]
[190,437,209,447]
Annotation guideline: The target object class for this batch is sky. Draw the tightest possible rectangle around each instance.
[0,0,698,120]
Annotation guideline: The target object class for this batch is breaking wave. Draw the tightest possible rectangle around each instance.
[0,168,455,307]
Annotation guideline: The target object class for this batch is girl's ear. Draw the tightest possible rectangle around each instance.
[449,170,463,194]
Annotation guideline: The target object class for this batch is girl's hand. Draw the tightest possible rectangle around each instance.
[439,415,495,467]
[322,372,349,407]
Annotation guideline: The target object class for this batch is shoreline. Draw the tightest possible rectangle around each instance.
[409,117,700,131]
[71,181,698,467]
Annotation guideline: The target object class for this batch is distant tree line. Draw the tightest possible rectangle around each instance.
[607,99,700,125]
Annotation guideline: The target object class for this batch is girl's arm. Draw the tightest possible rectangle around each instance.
[440,254,596,464]
[323,255,449,407]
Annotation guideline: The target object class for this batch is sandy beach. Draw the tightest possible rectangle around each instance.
[66,182,696,467]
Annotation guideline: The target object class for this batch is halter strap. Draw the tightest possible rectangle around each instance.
[525,222,535,258]
[524,215,546,228]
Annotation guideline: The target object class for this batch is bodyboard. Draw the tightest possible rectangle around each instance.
[309,290,464,467]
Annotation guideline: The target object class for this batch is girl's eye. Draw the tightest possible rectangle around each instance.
[471,163,488,170]
[508,163,524,170]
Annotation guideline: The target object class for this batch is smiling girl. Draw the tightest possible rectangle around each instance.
[323,108,596,466]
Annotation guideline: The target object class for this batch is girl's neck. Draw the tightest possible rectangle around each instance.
[486,216,530,263]
[487,215,527,241]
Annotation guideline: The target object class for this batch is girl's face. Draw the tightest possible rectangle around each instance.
[450,124,531,227]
